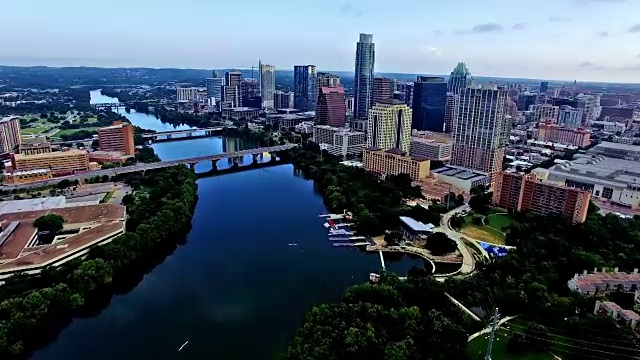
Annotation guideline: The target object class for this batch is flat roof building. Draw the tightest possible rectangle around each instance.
[410,133,453,162]
[363,147,430,182]
[98,122,135,155]
[536,122,591,147]
[313,125,366,159]
[588,142,640,161]
[10,149,90,176]
[430,165,490,193]
[367,99,412,153]
[315,86,347,128]
[19,137,51,156]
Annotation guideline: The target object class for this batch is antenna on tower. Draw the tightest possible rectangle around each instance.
[484,308,500,360]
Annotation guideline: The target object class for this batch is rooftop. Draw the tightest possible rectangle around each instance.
[547,155,640,188]
[0,116,18,124]
[431,166,489,181]
[591,142,640,153]
[399,216,435,233]
[0,196,66,215]
[12,149,87,160]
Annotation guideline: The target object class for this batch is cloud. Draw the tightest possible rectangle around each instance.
[417,46,443,57]
[598,31,609,37]
[629,24,640,33]
[577,62,640,71]
[511,23,527,30]
[456,23,503,35]
[637,54,640,59]
[339,4,364,17]
[578,61,597,68]
[549,16,570,23]
[433,30,443,36]
[340,4,352,14]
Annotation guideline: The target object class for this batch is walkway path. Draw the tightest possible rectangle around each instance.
[467,315,521,342]
[439,206,490,261]
[446,292,482,321]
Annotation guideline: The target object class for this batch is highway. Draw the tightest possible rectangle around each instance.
[1,144,296,191]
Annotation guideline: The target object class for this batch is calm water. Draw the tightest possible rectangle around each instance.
[30,91,427,360]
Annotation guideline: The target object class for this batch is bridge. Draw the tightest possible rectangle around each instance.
[142,126,237,142]
[92,102,128,110]
[1,144,297,191]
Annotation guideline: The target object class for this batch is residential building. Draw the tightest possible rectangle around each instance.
[430,166,490,193]
[354,33,375,119]
[312,125,366,159]
[349,118,368,132]
[447,62,472,95]
[530,104,560,122]
[536,122,591,147]
[517,92,537,111]
[534,154,640,209]
[176,87,198,102]
[294,65,317,111]
[223,70,243,107]
[394,82,413,106]
[98,122,135,155]
[601,106,634,120]
[259,61,276,108]
[345,96,355,114]
[315,86,347,127]
[576,94,601,125]
[411,76,447,132]
[372,77,391,105]
[569,268,640,296]
[9,149,90,176]
[451,86,509,178]
[410,134,453,161]
[317,72,340,90]
[274,91,295,109]
[592,121,627,134]
[363,147,430,182]
[367,99,412,153]
[493,171,591,223]
[558,105,583,129]
[444,93,458,133]
[205,77,224,103]
[241,79,260,105]
[19,137,51,156]
[0,117,21,155]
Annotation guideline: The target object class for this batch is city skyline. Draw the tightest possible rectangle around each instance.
[2,0,640,83]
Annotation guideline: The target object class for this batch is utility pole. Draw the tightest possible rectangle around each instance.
[485,308,500,360]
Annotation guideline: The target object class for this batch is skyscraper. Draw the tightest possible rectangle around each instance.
[317,72,340,89]
[411,76,448,132]
[224,70,243,107]
[372,77,391,105]
[0,116,21,155]
[367,99,412,153]
[98,122,135,155]
[274,91,295,109]
[294,65,317,111]
[451,86,509,178]
[259,61,276,108]
[444,92,458,133]
[315,86,347,128]
[447,62,472,95]
[206,77,224,103]
[540,81,549,93]
[354,33,375,119]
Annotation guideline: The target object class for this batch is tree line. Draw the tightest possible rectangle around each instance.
[0,164,198,359]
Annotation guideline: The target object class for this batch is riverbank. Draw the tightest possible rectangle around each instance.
[0,164,199,359]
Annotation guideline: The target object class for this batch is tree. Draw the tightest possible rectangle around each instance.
[471,215,484,226]
[33,214,64,233]
[425,232,457,256]
[384,230,403,245]
[468,193,491,214]
[450,215,465,229]
[90,139,99,150]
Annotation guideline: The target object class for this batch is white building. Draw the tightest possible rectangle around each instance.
[410,137,452,161]
[313,125,366,159]
[576,94,601,125]
[558,105,583,129]
[367,99,412,153]
[430,165,491,193]
[529,103,559,123]
[259,61,276,109]
[177,87,198,102]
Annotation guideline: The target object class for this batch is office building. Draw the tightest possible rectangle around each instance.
[19,137,51,156]
[517,92,537,111]
[312,125,366,159]
[223,70,243,107]
[316,86,347,127]
[221,107,260,120]
[9,149,90,176]
[259,61,276,108]
[367,99,412,153]
[363,147,430,182]
[412,76,447,132]
[588,142,640,160]
[98,121,135,155]
[205,77,224,103]
[394,82,413,107]
[430,166,490,193]
[346,96,355,114]
[447,62,472,95]
[274,91,295,109]
[451,86,508,178]
[558,105,583,129]
[354,33,375,119]
[2,168,53,185]
[317,72,340,90]
[372,77,391,105]
[410,133,453,161]
[530,104,560,122]
[0,117,21,155]
[493,171,591,223]
[294,65,317,111]
[540,81,549,93]
[176,87,198,102]
[576,94,601,125]
[444,93,458,133]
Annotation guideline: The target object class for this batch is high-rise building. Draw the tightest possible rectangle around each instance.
[205,77,224,103]
[530,104,560,122]
[317,72,340,89]
[241,78,261,106]
[410,135,453,162]
[451,86,508,178]
[372,77,391,106]
[0,116,21,155]
[367,99,412,153]
[274,91,295,109]
[540,81,549,93]
[312,125,366,159]
[354,33,375,119]
[294,65,317,111]
[176,87,198,102]
[259,61,276,108]
[224,70,243,107]
[394,82,414,106]
[316,86,347,128]
[493,171,591,223]
[98,121,135,155]
[517,92,537,111]
[444,93,458,133]
[558,105,584,129]
[447,62,472,95]
[576,94,601,125]
[345,96,355,114]
[411,76,448,132]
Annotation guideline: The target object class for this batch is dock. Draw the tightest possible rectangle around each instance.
[332,242,370,247]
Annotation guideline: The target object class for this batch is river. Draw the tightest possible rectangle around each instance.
[30,90,428,360]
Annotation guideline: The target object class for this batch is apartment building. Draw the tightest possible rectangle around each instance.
[0,117,21,155]
[313,125,366,159]
[529,104,560,122]
[176,87,198,102]
[98,122,135,155]
[409,134,452,161]
[536,122,591,147]
[10,149,90,176]
[2,168,53,185]
[363,147,430,182]
[19,137,51,156]
[493,171,591,223]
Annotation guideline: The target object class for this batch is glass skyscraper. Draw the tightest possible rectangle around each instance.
[411,76,448,132]
[259,61,276,109]
[354,33,375,119]
[293,65,317,111]
[447,62,472,95]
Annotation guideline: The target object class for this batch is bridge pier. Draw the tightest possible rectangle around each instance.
[188,163,196,170]
[187,132,193,137]
[211,159,219,170]
[252,153,259,164]
[269,152,278,162]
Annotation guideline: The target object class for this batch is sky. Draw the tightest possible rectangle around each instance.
[2,0,640,83]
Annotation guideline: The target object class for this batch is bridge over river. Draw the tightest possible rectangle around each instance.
[1,144,297,191]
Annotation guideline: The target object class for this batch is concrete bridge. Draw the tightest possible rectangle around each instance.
[92,102,128,110]
[142,126,237,142]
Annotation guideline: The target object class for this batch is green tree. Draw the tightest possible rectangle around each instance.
[33,214,64,233]
[425,232,457,256]
[384,230,403,245]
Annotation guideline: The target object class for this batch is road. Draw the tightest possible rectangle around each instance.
[438,205,478,274]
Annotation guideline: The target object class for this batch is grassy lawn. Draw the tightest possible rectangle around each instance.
[50,127,100,140]
[20,126,49,135]
[460,209,513,245]
[100,190,115,204]
[486,213,513,232]
[467,319,557,360]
